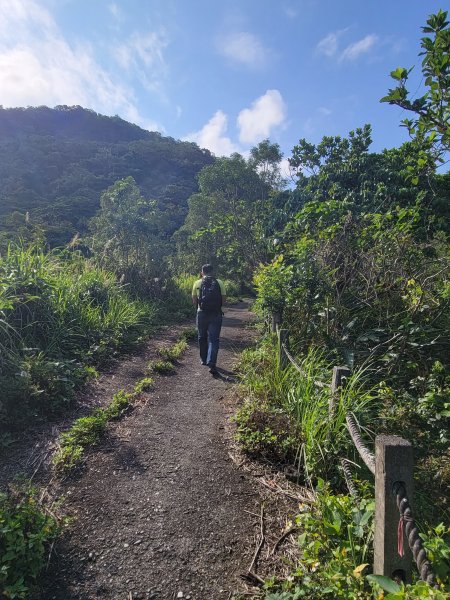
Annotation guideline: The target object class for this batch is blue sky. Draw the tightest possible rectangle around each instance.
[0,0,443,171]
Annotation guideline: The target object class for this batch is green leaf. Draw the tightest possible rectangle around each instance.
[367,574,401,593]
[390,67,408,80]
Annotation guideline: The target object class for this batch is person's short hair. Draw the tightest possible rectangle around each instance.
[201,264,214,275]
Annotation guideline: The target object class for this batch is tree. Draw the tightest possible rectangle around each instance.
[174,152,276,281]
[248,139,284,190]
[381,10,449,179]
[256,126,449,384]
[89,177,168,292]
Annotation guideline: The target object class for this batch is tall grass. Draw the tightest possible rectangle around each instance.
[281,351,376,482]
[236,337,377,482]
[0,244,153,430]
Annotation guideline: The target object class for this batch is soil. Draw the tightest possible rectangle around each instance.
[19,301,265,600]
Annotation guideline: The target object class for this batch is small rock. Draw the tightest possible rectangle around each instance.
[177,593,184,599]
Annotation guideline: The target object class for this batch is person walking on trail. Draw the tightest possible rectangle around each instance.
[192,264,226,374]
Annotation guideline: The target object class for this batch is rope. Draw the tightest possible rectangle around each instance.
[393,481,437,587]
[340,459,358,497]
[281,344,329,389]
[345,413,375,475]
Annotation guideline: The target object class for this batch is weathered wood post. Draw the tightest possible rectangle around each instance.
[329,366,351,421]
[277,328,289,370]
[271,311,282,334]
[374,435,413,583]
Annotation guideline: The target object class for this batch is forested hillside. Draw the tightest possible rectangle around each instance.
[0,105,213,247]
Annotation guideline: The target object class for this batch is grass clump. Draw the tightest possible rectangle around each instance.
[0,484,59,599]
[235,338,376,484]
[133,377,154,394]
[180,327,197,341]
[53,389,133,471]
[157,339,188,362]
[149,360,176,375]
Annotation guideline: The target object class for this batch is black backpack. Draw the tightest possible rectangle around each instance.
[199,277,222,312]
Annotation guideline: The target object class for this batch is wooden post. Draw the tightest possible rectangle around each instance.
[277,328,289,370]
[374,435,413,583]
[329,366,351,421]
[271,311,282,333]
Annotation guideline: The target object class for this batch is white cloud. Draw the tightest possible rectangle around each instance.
[279,157,295,182]
[217,31,268,69]
[317,29,378,62]
[237,90,287,144]
[109,3,121,20]
[340,34,378,61]
[316,29,348,58]
[0,0,161,131]
[283,5,299,19]
[113,30,169,98]
[184,110,239,156]
[317,32,340,57]
[318,106,332,117]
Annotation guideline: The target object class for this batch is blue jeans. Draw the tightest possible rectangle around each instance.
[196,311,223,367]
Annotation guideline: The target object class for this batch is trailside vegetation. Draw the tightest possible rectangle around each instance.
[0,484,60,599]
[0,244,153,434]
[231,11,449,599]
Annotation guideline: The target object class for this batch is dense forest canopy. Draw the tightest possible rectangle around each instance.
[0,105,214,247]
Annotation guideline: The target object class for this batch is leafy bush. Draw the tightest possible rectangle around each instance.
[263,483,374,599]
[0,484,59,599]
[263,485,449,599]
[133,377,154,394]
[235,398,299,464]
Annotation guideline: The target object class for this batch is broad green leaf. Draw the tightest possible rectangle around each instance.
[367,574,401,593]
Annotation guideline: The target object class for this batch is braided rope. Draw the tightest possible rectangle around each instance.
[345,413,375,475]
[340,459,358,497]
[393,481,437,587]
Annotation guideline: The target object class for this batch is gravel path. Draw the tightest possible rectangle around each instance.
[33,301,260,600]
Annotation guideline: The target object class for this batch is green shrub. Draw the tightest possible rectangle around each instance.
[180,327,197,341]
[149,360,176,374]
[235,398,299,464]
[0,485,59,599]
[263,482,375,599]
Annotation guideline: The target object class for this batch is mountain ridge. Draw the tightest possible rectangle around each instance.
[0,105,214,246]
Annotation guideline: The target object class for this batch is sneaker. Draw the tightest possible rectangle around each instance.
[201,361,207,366]
[209,365,218,374]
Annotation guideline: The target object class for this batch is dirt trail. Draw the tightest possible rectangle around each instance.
[33,301,260,600]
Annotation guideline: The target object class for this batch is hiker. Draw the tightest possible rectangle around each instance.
[192,264,226,374]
